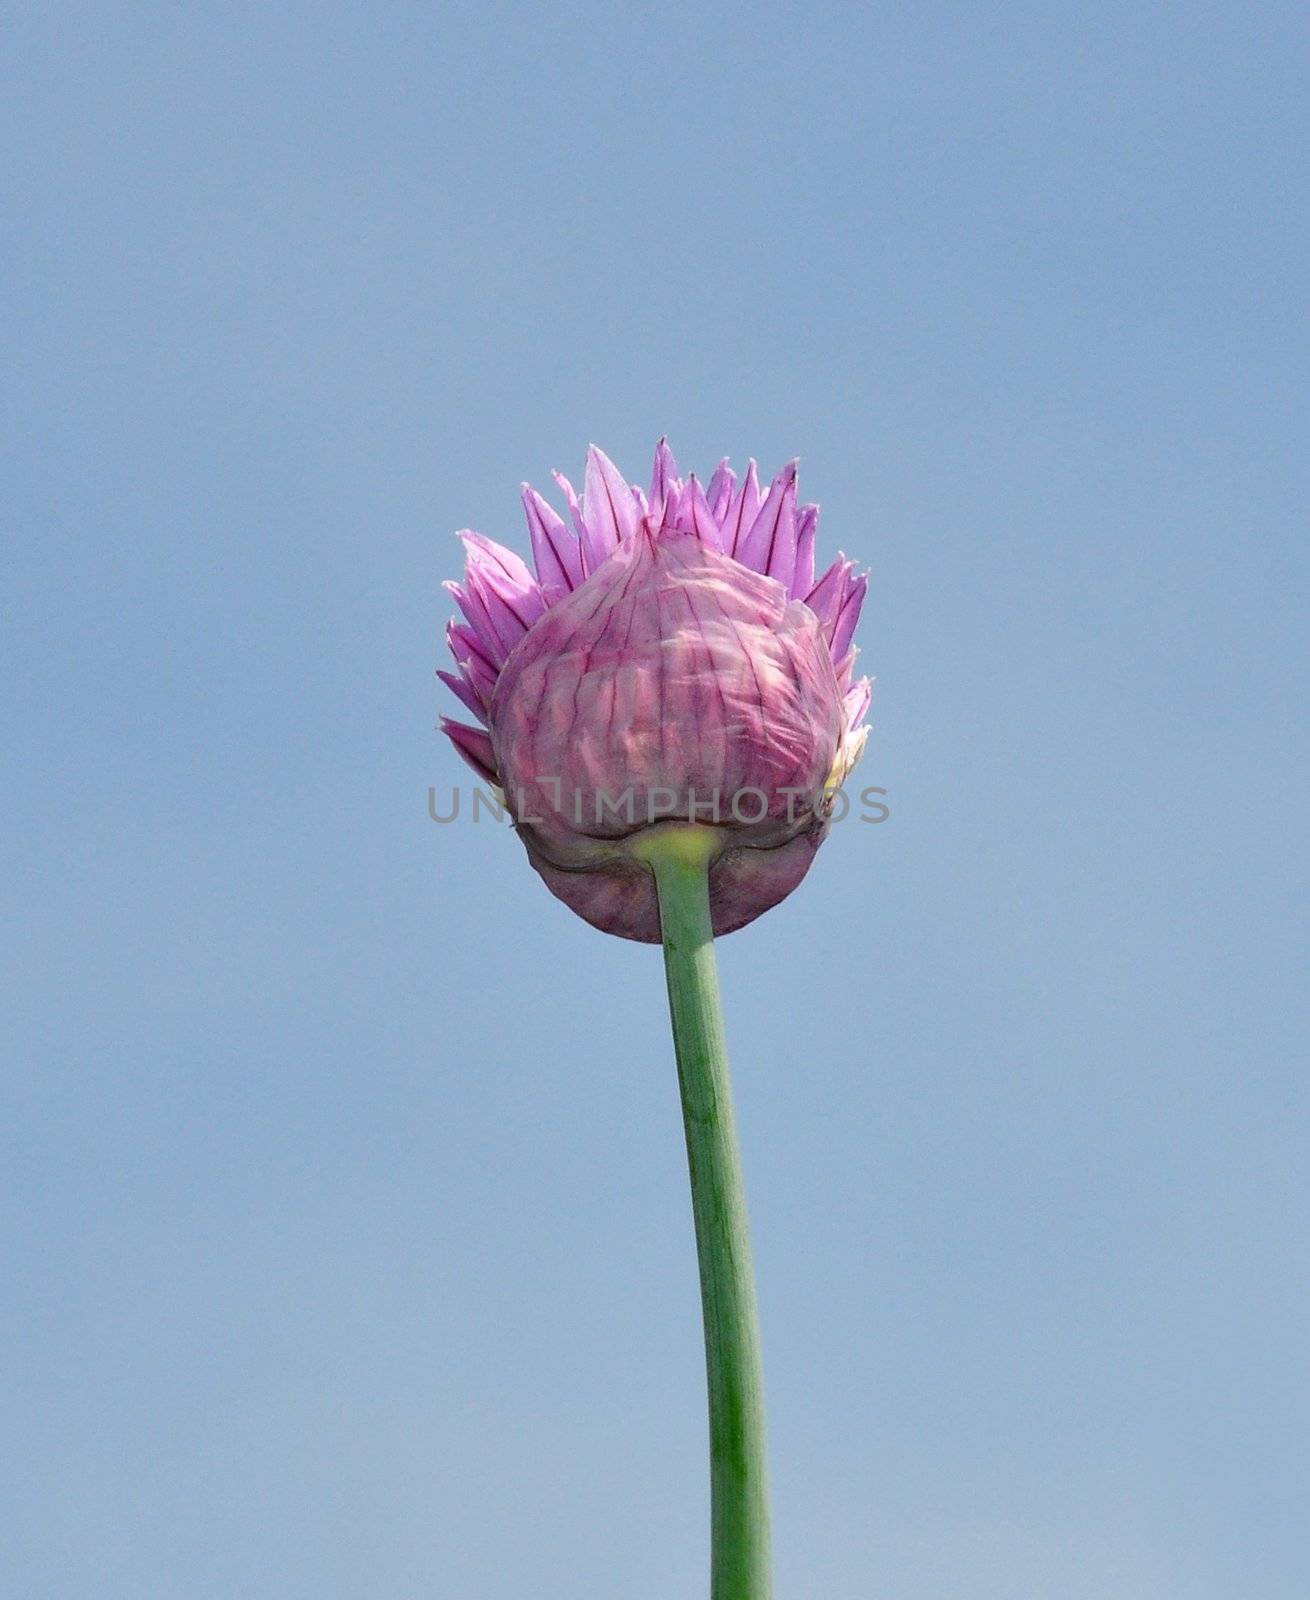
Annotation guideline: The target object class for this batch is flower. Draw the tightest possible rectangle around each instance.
[439,441,871,941]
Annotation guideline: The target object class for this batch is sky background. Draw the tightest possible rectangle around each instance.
[3,3,1307,1596]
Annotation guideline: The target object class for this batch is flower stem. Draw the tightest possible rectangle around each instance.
[646,829,773,1600]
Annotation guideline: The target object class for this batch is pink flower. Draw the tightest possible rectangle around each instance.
[440,441,871,941]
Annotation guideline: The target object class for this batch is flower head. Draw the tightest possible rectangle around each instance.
[439,441,871,941]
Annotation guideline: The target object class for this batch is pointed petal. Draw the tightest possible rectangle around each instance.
[684,474,722,547]
[707,458,736,524]
[464,562,537,657]
[459,529,537,593]
[830,571,868,663]
[844,675,872,731]
[440,717,499,783]
[443,578,506,667]
[805,554,851,633]
[522,484,584,594]
[663,480,693,534]
[552,470,588,541]
[737,461,798,585]
[582,444,638,569]
[831,647,855,692]
[447,618,497,680]
[722,459,762,557]
[460,542,544,645]
[792,504,818,598]
[447,623,499,704]
[437,667,488,723]
[649,437,682,513]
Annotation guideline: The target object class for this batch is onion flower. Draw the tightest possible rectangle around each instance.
[439,440,871,940]
[437,441,872,1599]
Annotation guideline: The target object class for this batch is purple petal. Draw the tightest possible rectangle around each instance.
[460,529,537,593]
[707,458,736,523]
[830,571,868,663]
[649,437,682,513]
[736,461,798,586]
[440,717,499,783]
[447,619,498,684]
[804,554,850,633]
[722,459,762,557]
[552,470,588,541]
[522,484,584,594]
[464,563,539,658]
[447,630,499,705]
[437,667,488,723]
[581,444,638,571]
[844,676,872,731]
[685,475,722,547]
[461,537,546,631]
[664,480,693,534]
[663,476,720,544]
[443,578,507,667]
[793,504,818,598]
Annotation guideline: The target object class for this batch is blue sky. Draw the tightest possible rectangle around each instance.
[4,3,1307,1596]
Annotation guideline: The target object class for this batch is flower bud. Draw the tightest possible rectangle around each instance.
[440,443,871,941]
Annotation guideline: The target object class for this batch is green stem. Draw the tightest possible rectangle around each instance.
[645,828,773,1600]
